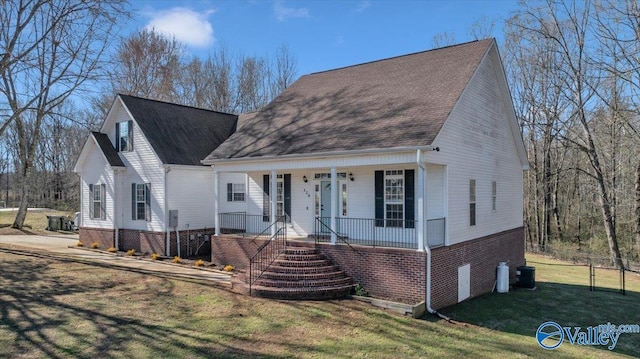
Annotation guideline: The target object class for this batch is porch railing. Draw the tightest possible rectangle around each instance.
[249,223,287,296]
[314,217,446,250]
[219,212,272,237]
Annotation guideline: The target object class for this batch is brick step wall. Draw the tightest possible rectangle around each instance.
[251,246,354,300]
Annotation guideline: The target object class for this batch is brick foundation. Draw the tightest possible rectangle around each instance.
[207,227,524,309]
[210,235,266,269]
[79,227,114,250]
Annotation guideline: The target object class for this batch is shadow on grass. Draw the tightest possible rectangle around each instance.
[436,279,640,357]
[0,246,280,359]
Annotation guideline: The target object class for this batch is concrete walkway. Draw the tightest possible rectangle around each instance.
[0,234,232,286]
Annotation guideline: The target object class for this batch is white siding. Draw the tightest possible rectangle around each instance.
[104,103,165,232]
[218,173,249,214]
[431,48,524,245]
[79,141,115,229]
[166,167,215,230]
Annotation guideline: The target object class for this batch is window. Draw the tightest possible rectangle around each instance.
[276,174,284,217]
[492,181,497,212]
[131,183,150,221]
[470,179,476,226]
[385,170,404,227]
[89,184,105,220]
[227,183,245,202]
[116,120,133,152]
[314,172,346,180]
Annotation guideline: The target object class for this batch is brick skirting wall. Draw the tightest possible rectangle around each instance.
[206,228,524,309]
[210,235,267,269]
[79,227,114,250]
[82,227,214,257]
[317,226,525,309]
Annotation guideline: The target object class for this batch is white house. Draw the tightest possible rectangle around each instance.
[73,94,245,257]
[203,39,529,309]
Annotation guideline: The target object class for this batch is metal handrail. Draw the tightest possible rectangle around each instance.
[249,215,285,245]
[249,224,287,296]
[314,217,356,251]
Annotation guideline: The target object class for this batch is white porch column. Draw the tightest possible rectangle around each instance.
[330,167,337,245]
[213,171,220,236]
[417,163,425,252]
[270,170,277,237]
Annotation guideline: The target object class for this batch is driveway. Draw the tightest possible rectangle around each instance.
[0,234,232,286]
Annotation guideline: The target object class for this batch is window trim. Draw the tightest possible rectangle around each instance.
[116,120,133,152]
[227,183,245,202]
[131,182,150,221]
[384,170,404,228]
[89,183,106,220]
[492,181,497,212]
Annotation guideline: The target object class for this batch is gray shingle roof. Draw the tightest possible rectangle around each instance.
[91,132,125,167]
[204,39,493,162]
[118,95,238,166]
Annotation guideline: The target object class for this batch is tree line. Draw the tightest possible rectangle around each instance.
[0,0,297,229]
[3,0,639,268]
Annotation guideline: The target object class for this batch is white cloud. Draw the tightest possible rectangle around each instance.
[355,0,370,12]
[145,7,215,48]
[274,0,309,21]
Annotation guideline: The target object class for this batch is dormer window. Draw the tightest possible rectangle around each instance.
[116,120,133,152]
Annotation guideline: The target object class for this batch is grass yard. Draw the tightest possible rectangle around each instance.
[0,209,74,235]
[0,246,638,359]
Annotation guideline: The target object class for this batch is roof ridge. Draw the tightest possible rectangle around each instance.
[118,93,238,117]
[309,38,493,76]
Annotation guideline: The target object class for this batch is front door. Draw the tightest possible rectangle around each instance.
[320,181,332,232]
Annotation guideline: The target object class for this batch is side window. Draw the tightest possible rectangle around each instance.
[89,183,106,220]
[131,183,150,221]
[470,179,476,226]
[116,120,133,152]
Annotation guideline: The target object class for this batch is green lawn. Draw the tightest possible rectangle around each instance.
[0,209,74,235]
[0,246,637,358]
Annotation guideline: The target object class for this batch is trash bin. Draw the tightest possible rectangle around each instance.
[46,215,63,231]
[516,266,536,288]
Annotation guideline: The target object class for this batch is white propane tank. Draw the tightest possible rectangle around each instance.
[496,262,509,293]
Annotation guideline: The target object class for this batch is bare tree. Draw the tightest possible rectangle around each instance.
[109,28,182,102]
[431,32,456,48]
[272,44,297,96]
[0,0,127,229]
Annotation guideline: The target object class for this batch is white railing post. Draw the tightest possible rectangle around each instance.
[213,171,220,236]
[270,170,277,237]
[330,167,337,244]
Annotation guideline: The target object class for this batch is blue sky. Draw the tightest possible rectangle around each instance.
[128,0,520,76]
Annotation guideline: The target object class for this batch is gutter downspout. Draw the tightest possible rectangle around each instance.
[165,166,171,256]
[417,149,450,320]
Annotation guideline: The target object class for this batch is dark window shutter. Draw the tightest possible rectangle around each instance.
[128,120,133,151]
[145,183,151,221]
[227,183,233,202]
[115,123,120,152]
[405,170,415,228]
[470,203,476,226]
[284,174,291,222]
[131,183,136,220]
[263,174,269,222]
[100,184,106,220]
[375,170,384,227]
[89,184,94,219]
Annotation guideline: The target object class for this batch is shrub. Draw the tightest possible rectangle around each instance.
[76,240,84,247]
[107,247,117,253]
[223,264,234,272]
[126,249,136,256]
[90,242,99,249]
[150,253,160,260]
[173,256,182,264]
[194,259,205,267]
[353,284,369,297]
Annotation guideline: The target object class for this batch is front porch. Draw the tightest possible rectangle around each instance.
[217,212,445,250]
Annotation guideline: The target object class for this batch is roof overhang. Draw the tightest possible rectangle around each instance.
[202,145,436,165]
